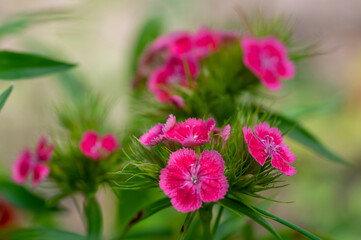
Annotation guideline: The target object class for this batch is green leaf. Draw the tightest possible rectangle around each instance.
[0,83,13,111]
[84,196,102,240]
[269,112,347,165]
[179,211,197,240]
[0,178,55,212]
[130,16,163,75]
[121,228,172,240]
[0,228,86,240]
[253,207,323,240]
[0,17,28,39]
[0,51,76,80]
[120,197,171,236]
[218,198,282,240]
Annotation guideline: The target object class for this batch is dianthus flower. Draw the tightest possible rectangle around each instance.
[79,131,119,160]
[165,117,216,146]
[243,122,296,176]
[241,36,295,90]
[139,115,176,146]
[159,148,228,213]
[147,56,199,103]
[12,137,53,187]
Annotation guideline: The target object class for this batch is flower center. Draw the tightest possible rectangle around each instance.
[261,135,279,155]
[260,52,278,72]
[191,177,198,184]
[189,164,200,185]
[91,141,102,154]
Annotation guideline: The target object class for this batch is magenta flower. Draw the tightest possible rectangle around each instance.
[12,149,33,184]
[193,27,220,58]
[159,148,228,213]
[79,131,119,160]
[12,137,53,187]
[168,32,194,56]
[139,115,176,146]
[36,136,54,162]
[220,124,231,142]
[243,122,296,176]
[147,56,199,103]
[241,36,295,90]
[165,117,216,146]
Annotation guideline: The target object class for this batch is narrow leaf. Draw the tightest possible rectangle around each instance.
[253,207,323,240]
[0,51,76,80]
[218,198,282,240]
[0,228,86,240]
[0,83,13,111]
[123,197,171,234]
[258,109,347,165]
[84,196,102,240]
[0,178,56,212]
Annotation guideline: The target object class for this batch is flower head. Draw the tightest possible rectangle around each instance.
[139,115,176,146]
[12,136,54,187]
[79,131,119,160]
[165,117,216,146]
[241,36,295,90]
[147,56,199,103]
[243,122,296,176]
[159,148,228,213]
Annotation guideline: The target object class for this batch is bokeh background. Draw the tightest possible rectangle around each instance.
[1,0,361,239]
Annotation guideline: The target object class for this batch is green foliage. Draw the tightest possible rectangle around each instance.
[0,178,57,213]
[84,196,103,240]
[218,198,281,240]
[49,141,121,196]
[0,83,13,111]
[0,228,86,240]
[55,93,112,140]
[0,51,75,80]
[253,206,323,240]
[259,110,347,165]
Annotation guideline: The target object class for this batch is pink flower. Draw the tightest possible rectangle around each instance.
[243,122,296,176]
[32,164,50,187]
[79,131,119,160]
[241,36,295,90]
[36,136,54,162]
[12,137,54,187]
[165,117,216,146]
[139,115,176,146]
[159,148,228,213]
[147,56,199,103]
[12,149,33,184]
[220,124,231,142]
[193,27,220,58]
[168,32,194,56]
[170,95,185,108]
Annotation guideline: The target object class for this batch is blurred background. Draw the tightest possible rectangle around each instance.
[1,0,361,239]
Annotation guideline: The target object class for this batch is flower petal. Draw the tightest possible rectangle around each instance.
[139,123,164,146]
[101,134,119,152]
[32,164,50,187]
[12,149,33,184]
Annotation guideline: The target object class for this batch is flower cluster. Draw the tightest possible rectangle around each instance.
[137,27,240,106]
[12,136,54,187]
[139,115,296,213]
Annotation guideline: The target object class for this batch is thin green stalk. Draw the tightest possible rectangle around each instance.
[199,205,213,240]
[212,206,224,237]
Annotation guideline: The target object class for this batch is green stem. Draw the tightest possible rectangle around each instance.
[212,206,224,237]
[199,204,213,240]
